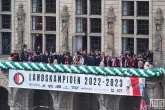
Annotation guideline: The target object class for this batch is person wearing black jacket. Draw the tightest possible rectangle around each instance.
[21,49,29,62]
[86,55,96,66]
[57,53,64,64]
[82,51,87,65]
[49,52,54,64]
[104,56,112,67]
[43,52,49,63]
[39,52,44,63]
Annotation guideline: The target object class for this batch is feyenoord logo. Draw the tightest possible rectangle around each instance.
[13,73,24,85]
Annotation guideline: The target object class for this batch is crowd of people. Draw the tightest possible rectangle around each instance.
[10,48,153,69]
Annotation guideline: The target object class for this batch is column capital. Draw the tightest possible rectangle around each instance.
[8,94,14,107]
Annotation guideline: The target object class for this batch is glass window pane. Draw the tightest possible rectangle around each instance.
[76,0,87,15]
[32,16,42,30]
[2,32,11,55]
[137,1,149,16]
[90,0,101,15]
[122,19,134,34]
[90,36,101,52]
[137,20,149,35]
[46,17,56,31]
[90,18,101,33]
[2,0,11,11]
[46,35,56,52]
[122,38,134,53]
[32,34,42,52]
[2,15,11,29]
[137,38,149,54]
[122,1,134,16]
[46,0,56,13]
[32,0,42,13]
[76,18,87,33]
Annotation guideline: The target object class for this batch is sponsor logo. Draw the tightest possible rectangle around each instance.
[111,89,114,92]
[48,84,53,88]
[81,87,92,90]
[117,89,122,92]
[71,86,79,90]
[63,86,69,89]
[29,83,40,87]
[13,73,24,85]
[42,84,46,87]
[55,85,61,88]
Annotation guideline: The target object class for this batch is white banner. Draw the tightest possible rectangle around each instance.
[9,70,145,96]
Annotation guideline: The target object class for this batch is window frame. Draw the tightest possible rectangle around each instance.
[32,0,42,13]
[90,18,101,33]
[2,0,11,11]
[45,0,56,13]
[2,15,11,29]
[2,32,11,55]
[137,38,149,54]
[90,36,101,52]
[137,1,149,16]
[90,0,101,15]
[122,19,134,34]
[137,20,149,35]
[46,17,56,31]
[32,16,43,30]
[122,1,134,16]
[46,34,56,52]
[76,18,87,33]
[122,38,134,53]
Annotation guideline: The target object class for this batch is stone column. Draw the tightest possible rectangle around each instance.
[96,94,121,110]
[8,94,15,110]
[50,91,63,110]
[146,80,163,99]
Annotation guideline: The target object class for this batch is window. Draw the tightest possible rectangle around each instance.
[90,19,101,33]
[122,1,134,16]
[90,37,101,51]
[137,38,148,54]
[2,0,11,11]
[137,20,149,35]
[76,18,87,32]
[90,0,101,15]
[32,0,42,13]
[76,0,87,15]
[122,38,134,53]
[46,0,56,13]
[137,1,149,16]
[2,15,11,29]
[122,19,134,34]
[32,16,42,30]
[2,32,11,55]
[46,35,56,52]
[46,17,56,31]
[32,34,42,51]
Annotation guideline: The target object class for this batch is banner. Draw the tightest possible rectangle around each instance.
[9,70,145,96]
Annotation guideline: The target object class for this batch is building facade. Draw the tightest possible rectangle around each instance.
[0,0,164,64]
[0,69,164,110]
